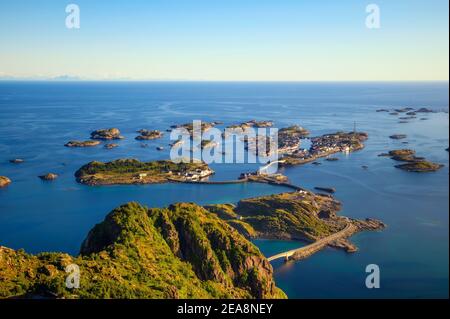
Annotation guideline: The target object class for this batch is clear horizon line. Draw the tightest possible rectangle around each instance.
[0,79,448,83]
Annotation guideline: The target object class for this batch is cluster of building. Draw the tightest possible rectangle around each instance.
[178,168,214,181]
[309,132,366,156]
[277,132,368,164]
[239,171,288,183]
[278,135,302,154]
[134,167,214,182]
[244,135,277,156]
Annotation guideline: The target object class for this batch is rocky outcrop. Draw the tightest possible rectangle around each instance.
[0,202,286,299]
[394,108,413,113]
[352,218,386,231]
[226,120,274,132]
[232,191,342,241]
[381,149,444,172]
[171,122,216,136]
[279,125,309,137]
[65,140,101,147]
[150,203,281,298]
[201,139,218,149]
[207,191,384,259]
[416,107,434,113]
[395,161,444,172]
[389,134,407,140]
[104,143,118,149]
[387,149,418,162]
[135,130,163,140]
[38,173,58,181]
[0,176,11,188]
[314,187,336,194]
[90,128,123,140]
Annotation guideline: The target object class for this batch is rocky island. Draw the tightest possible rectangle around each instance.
[0,187,385,298]
[206,190,385,258]
[395,161,444,172]
[239,124,309,156]
[376,107,434,114]
[389,134,407,140]
[38,173,58,181]
[135,129,163,140]
[278,125,309,154]
[380,149,444,172]
[90,128,124,140]
[0,176,11,188]
[314,186,336,194]
[227,120,274,132]
[279,125,309,138]
[65,140,101,147]
[75,159,214,185]
[0,202,286,299]
[200,139,218,149]
[171,122,216,136]
[104,143,118,149]
[280,131,368,166]
[247,120,274,128]
[416,107,434,113]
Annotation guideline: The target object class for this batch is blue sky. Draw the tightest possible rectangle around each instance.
[0,0,448,81]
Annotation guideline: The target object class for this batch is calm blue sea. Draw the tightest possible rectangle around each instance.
[0,81,448,298]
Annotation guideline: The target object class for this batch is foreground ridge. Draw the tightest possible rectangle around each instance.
[0,189,384,299]
[0,202,285,299]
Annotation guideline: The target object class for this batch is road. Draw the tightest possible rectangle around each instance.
[267,223,356,262]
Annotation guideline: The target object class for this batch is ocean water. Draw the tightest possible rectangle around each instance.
[0,81,448,298]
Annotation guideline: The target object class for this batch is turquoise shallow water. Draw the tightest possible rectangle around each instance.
[0,81,448,298]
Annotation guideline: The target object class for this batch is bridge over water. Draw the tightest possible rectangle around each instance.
[267,223,357,262]
[258,160,286,174]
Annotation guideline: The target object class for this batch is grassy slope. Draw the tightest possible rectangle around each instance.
[0,202,285,299]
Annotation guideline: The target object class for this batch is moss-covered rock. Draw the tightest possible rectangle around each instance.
[233,192,341,241]
[204,204,238,220]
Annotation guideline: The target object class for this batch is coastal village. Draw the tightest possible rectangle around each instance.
[2,113,444,190]
[0,116,444,270]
